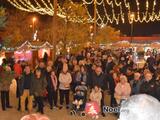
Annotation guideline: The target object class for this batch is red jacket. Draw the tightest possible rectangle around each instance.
[14,63,22,77]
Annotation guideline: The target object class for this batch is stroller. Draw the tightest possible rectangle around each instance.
[70,85,87,116]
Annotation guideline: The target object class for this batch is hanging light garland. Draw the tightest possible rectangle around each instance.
[16,41,53,50]
[7,0,87,23]
[125,0,160,23]
[7,0,160,26]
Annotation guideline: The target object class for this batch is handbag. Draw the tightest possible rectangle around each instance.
[42,89,48,97]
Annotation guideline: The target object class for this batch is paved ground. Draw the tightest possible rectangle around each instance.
[0,80,118,120]
[0,107,117,120]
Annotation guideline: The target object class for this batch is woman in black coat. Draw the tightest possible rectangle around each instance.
[32,69,47,114]
[46,66,58,109]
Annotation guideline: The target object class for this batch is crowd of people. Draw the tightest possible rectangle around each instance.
[0,47,160,118]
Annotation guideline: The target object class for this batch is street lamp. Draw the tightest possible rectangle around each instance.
[130,13,134,43]
[32,17,37,35]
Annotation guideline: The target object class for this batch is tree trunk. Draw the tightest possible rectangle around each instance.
[93,0,97,43]
[63,17,68,54]
[52,0,58,61]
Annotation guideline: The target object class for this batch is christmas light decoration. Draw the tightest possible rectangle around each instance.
[16,41,53,51]
[124,0,160,23]
[7,0,160,26]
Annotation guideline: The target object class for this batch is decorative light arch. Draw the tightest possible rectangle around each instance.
[7,0,160,26]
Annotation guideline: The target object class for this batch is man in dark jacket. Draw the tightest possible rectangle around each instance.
[147,54,156,67]
[107,73,117,107]
[147,54,156,73]
[86,64,96,89]
[130,72,142,95]
[105,56,115,74]
[92,66,108,117]
[140,72,157,99]
[19,65,34,113]
[92,66,108,90]
[126,67,134,82]
[54,56,63,77]
[37,61,46,78]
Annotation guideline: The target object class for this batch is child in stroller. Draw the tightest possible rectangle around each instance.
[70,85,87,116]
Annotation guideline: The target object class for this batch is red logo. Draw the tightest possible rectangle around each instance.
[85,102,100,116]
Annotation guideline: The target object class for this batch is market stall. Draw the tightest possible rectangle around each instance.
[111,41,131,49]
[15,41,53,67]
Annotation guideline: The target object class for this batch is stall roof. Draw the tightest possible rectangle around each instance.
[119,36,160,43]
[16,41,53,51]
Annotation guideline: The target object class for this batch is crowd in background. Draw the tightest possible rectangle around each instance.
[0,47,160,117]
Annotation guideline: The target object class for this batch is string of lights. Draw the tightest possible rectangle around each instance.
[96,0,104,5]
[82,0,94,5]
[7,0,160,26]
[126,0,160,23]
[16,41,53,50]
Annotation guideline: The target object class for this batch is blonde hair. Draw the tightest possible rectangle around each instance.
[120,75,128,83]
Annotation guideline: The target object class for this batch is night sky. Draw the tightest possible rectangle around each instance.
[0,0,160,36]
[111,21,160,36]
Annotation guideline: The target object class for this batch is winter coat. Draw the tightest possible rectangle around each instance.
[92,72,108,91]
[0,71,14,91]
[36,67,46,78]
[46,72,57,92]
[140,80,157,98]
[126,73,134,82]
[54,60,63,77]
[147,56,156,66]
[59,72,72,90]
[75,72,87,85]
[115,82,131,102]
[105,62,115,74]
[18,73,34,96]
[46,72,53,90]
[107,74,116,94]
[130,80,143,95]
[90,89,102,106]
[71,71,78,92]
[14,63,22,78]
[31,75,47,97]
[86,69,94,89]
